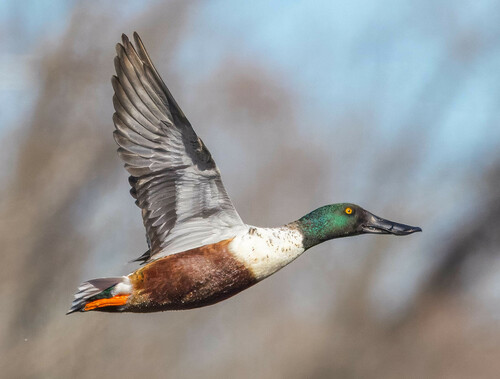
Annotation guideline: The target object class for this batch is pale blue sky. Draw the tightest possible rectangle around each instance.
[180,0,500,175]
[3,0,498,166]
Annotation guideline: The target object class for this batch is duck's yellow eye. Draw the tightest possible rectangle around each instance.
[345,207,353,215]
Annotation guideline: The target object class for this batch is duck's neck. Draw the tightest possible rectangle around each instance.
[230,206,350,281]
[292,205,349,250]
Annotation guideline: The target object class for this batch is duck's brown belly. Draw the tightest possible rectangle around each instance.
[126,239,258,312]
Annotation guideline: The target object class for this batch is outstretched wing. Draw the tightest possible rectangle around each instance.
[112,32,244,263]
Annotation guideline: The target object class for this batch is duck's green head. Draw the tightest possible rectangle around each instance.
[296,203,421,249]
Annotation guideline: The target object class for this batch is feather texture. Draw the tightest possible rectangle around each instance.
[112,33,244,262]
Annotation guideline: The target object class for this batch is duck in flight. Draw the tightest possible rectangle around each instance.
[68,33,421,314]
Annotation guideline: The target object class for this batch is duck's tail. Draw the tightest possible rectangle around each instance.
[67,276,132,314]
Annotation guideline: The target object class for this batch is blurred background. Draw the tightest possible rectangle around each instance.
[1,0,500,377]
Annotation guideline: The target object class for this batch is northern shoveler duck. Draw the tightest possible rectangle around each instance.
[68,33,421,314]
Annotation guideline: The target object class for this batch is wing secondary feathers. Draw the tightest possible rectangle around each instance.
[112,33,244,262]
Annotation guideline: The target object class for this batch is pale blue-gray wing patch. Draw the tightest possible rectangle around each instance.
[112,33,244,262]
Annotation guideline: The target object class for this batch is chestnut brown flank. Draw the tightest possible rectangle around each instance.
[127,239,257,312]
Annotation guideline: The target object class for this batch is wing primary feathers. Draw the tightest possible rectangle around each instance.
[132,32,189,125]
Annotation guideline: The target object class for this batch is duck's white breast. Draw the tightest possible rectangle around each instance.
[229,226,305,280]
